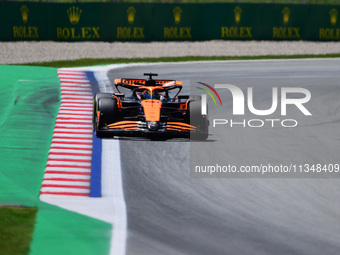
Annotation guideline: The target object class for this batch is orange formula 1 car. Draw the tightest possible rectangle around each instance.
[92,73,208,140]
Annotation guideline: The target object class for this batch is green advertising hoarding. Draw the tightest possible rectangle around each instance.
[0,2,340,42]
[308,5,340,40]
[261,4,309,40]
[0,2,48,41]
[106,4,153,41]
[152,4,202,41]
[201,4,262,40]
[46,4,108,41]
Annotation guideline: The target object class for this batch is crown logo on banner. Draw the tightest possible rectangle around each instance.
[127,6,136,24]
[67,6,82,25]
[20,5,29,23]
[282,7,291,25]
[234,6,242,24]
[173,6,182,25]
[329,8,338,26]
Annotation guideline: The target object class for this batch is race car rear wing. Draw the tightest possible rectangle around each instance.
[114,78,183,94]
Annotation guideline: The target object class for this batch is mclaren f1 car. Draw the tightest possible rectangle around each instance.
[92,73,208,140]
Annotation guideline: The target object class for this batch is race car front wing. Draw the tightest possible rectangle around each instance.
[96,120,201,138]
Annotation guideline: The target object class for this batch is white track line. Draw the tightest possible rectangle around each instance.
[93,69,127,255]
[102,140,126,255]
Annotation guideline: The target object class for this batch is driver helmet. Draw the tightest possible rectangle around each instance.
[142,90,158,99]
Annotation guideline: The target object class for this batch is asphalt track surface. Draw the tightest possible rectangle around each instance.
[107,59,340,255]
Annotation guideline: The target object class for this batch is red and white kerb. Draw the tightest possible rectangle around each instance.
[40,70,93,197]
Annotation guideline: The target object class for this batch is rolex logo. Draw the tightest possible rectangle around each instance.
[282,7,291,25]
[234,6,242,24]
[127,6,136,24]
[173,6,182,25]
[67,6,82,25]
[329,8,338,26]
[20,5,29,24]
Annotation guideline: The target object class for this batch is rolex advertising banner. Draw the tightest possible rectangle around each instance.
[152,4,202,41]
[201,4,262,41]
[0,2,48,41]
[105,4,153,41]
[0,2,339,42]
[308,5,340,40]
[261,4,309,40]
[46,4,108,41]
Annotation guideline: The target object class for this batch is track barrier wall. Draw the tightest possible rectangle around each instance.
[1,2,340,41]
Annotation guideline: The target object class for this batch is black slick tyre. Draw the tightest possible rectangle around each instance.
[95,97,117,137]
[93,93,113,130]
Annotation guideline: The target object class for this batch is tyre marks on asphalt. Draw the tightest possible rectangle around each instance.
[40,70,94,197]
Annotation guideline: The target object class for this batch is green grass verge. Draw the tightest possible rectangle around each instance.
[24,54,340,68]
[0,206,37,255]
